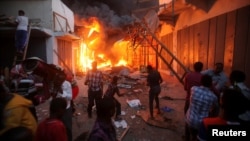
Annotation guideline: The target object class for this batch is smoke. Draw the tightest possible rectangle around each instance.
[76,4,129,26]
[68,0,136,62]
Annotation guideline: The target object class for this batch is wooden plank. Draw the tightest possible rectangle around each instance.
[161,34,172,68]
[232,6,249,71]
[169,33,174,64]
[182,28,189,72]
[22,25,32,60]
[177,30,182,75]
[197,20,209,68]
[215,14,227,64]
[193,24,199,63]
[179,28,189,76]
[188,26,194,70]
[207,18,216,69]
[223,11,236,76]
[117,126,130,141]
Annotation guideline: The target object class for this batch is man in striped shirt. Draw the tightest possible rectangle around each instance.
[185,74,219,141]
[85,61,103,118]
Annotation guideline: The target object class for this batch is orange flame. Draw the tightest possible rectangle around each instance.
[78,17,129,72]
[115,57,127,66]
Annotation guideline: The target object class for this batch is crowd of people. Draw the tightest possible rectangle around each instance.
[184,62,250,141]
[1,59,250,141]
[0,6,249,141]
[0,61,123,141]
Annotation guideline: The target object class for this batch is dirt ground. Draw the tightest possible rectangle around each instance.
[36,70,186,141]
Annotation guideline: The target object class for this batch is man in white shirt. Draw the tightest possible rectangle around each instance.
[15,10,29,54]
[57,78,73,141]
[201,62,228,96]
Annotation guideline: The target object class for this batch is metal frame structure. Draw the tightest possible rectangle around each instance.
[126,19,190,84]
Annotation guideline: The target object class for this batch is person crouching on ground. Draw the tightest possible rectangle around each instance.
[104,76,123,121]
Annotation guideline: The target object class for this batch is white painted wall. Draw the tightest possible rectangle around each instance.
[52,0,74,32]
[46,37,55,64]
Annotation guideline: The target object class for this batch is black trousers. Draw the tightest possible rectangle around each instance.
[185,123,198,141]
[62,107,73,141]
[113,97,121,117]
[87,89,102,116]
[149,85,161,117]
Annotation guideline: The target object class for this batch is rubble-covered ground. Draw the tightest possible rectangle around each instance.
[36,68,186,141]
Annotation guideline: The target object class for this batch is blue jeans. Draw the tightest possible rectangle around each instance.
[15,30,28,51]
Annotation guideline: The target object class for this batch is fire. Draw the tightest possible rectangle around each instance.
[77,17,129,72]
[115,57,127,66]
[87,19,100,37]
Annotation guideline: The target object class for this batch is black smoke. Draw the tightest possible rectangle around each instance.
[62,0,136,62]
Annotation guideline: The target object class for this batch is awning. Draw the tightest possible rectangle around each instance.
[54,31,81,41]
[0,26,53,38]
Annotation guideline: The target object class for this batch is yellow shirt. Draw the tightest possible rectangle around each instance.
[0,94,37,137]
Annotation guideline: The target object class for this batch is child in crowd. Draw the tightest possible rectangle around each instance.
[35,97,68,141]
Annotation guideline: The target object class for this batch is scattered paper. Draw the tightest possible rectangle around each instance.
[133,89,143,93]
[114,120,128,128]
[121,111,126,115]
[130,115,136,119]
[126,99,141,108]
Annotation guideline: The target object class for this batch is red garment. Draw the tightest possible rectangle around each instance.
[35,118,68,141]
[72,85,79,100]
[203,117,227,128]
[184,72,202,99]
[198,117,228,140]
[65,73,79,100]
